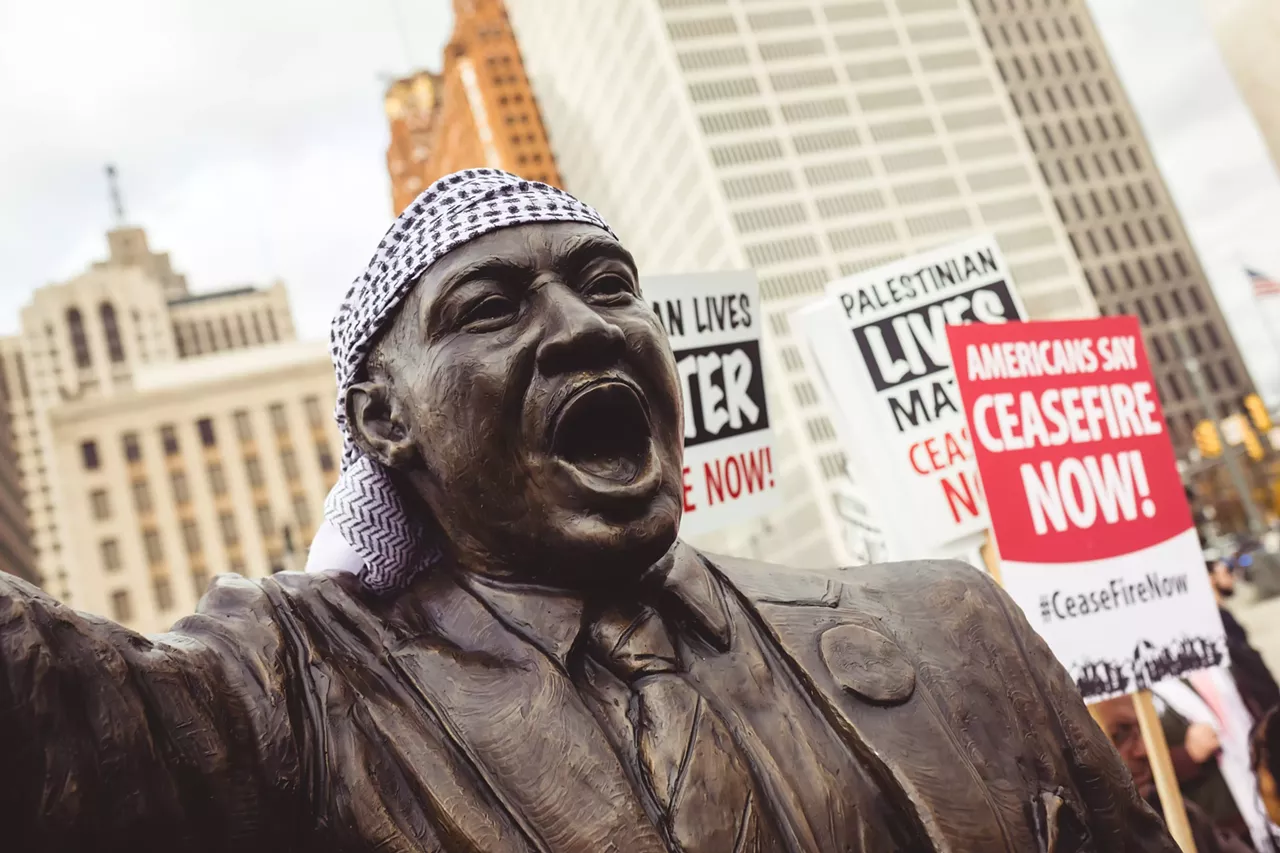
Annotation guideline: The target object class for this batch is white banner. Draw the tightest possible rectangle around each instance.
[643,271,779,537]
[793,235,1027,561]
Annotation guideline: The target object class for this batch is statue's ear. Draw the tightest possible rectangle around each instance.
[345,380,417,470]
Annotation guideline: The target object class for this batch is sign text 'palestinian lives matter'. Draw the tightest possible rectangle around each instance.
[794,235,1026,560]
[947,317,1225,702]
[645,271,778,536]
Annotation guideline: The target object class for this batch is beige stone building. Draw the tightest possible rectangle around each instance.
[1,225,336,632]
[48,342,338,631]
[969,0,1259,451]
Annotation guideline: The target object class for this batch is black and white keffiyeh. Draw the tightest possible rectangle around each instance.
[305,168,615,592]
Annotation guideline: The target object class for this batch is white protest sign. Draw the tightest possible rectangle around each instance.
[643,271,779,537]
[793,235,1027,561]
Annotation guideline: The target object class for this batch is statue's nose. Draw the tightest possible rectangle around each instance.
[535,285,627,375]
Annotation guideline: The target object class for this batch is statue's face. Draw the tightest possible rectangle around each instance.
[350,221,684,584]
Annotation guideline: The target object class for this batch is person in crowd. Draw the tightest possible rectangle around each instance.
[1096,695,1254,853]
[1210,557,1280,723]
[1252,706,1280,827]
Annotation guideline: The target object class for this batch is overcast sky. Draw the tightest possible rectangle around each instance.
[1,0,1277,400]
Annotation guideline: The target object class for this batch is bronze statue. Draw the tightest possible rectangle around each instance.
[0,171,1176,851]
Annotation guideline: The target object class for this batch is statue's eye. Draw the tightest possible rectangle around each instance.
[584,273,632,303]
[461,294,517,330]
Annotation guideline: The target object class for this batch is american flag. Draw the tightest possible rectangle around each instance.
[1247,267,1280,299]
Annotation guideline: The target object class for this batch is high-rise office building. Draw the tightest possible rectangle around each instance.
[1205,0,1280,175]
[506,0,1095,567]
[970,0,1258,451]
[0,367,34,583]
[384,0,563,215]
[1,225,339,632]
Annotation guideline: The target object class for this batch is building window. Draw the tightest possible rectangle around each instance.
[208,462,227,496]
[269,403,289,436]
[110,590,132,622]
[256,504,274,536]
[1222,360,1239,388]
[234,410,253,442]
[317,446,335,473]
[90,488,110,520]
[153,576,173,611]
[81,440,100,470]
[100,302,125,363]
[281,448,300,482]
[100,538,121,572]
[67,307,91,368]
[245,456,264,488]
[160,425,180,456]
[122,432,141,462]
[293,494,312,529]
[197,418,217,447]
[229,558,246,576]
[181,520,201,554]
[304,395,324,428]
[132,479,152,513]
[191,566,210,596]
[219,512,239,546]
[143,529,164,565]
[170,471,191,505]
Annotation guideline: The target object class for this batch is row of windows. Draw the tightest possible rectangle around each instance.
[1084,251,1194,296]
[1067,218,1176,262]
[66,303,125,369]
[995,46,1103,86]
[1024,112,1128,158]
[1036,146,1145,189]
[81,397,330,471]
[981,9,1086,46]
[174,309,279,358]
[1055,181,1159,224]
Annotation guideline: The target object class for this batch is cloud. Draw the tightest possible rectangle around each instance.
[0,0,450,337]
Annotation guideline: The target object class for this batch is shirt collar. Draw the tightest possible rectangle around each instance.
[462,541,732,668]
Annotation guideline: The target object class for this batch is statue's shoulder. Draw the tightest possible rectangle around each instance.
[698,548,1002,614]
[184,569,367,635]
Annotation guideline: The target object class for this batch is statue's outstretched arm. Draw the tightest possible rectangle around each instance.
[0,573,304,852]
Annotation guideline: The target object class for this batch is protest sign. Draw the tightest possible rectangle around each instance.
[947,316,1226,701]
[793,235,1026,561]
[643,271,779,537]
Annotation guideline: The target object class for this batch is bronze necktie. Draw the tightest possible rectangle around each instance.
[589,602,781,853]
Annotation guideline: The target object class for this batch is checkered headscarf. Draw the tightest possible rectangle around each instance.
[308,168,614,592]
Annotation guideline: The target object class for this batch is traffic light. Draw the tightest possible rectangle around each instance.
[1244,393,1273,433]
[1194,419,1222,458]
[1245,426,1266,460]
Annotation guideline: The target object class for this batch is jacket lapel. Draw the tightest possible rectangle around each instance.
[388,572,667,853]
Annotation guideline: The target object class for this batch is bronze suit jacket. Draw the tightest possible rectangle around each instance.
[0,544,1176,852]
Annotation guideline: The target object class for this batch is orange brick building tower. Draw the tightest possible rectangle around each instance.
[384,0,563,216]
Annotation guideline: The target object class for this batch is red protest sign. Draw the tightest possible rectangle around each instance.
[947,316,1224,701]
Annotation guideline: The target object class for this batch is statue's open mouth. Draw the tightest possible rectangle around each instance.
[550,379,652,484]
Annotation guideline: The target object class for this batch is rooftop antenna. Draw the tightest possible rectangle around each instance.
[105,164,126,225]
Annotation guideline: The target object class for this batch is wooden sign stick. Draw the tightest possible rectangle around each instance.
[986,531,1195,852]
[1132,689,1197,853]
